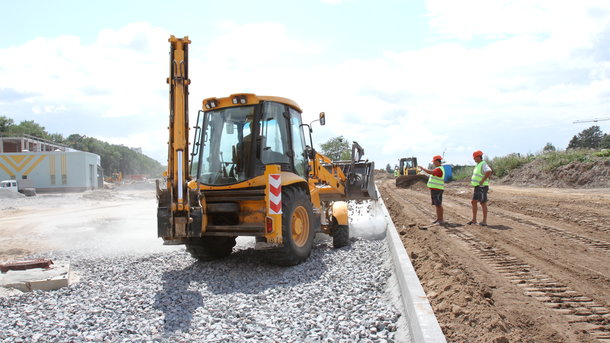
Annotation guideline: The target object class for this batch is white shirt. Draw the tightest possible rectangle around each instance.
[482,162,492,173]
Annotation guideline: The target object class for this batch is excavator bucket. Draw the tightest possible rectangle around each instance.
[395,174,428,188]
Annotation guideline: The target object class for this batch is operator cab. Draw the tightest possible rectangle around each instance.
[192,94,309,186]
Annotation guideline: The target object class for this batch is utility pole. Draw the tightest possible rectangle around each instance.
[573,117,610,124]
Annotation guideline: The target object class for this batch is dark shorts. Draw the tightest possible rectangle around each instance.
[472,186,489,203]
[430,189,443,206]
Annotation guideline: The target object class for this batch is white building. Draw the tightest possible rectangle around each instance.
[0,135,102,192]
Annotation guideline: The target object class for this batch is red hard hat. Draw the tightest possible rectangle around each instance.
[473,150,483,158]
[432,155,443,162]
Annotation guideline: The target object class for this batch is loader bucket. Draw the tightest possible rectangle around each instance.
[331,160,377,201]
[346,160,377,200]
[395,174,428,188]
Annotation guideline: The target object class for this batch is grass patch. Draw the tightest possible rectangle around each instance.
[593,149,610,157]
[450,149,608,181]
[538,150,596,171]
[490,153,535,177]
[451,165,474,181]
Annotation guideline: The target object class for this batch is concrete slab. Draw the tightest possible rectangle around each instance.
[375,187,447,343]
[0,261,70,292]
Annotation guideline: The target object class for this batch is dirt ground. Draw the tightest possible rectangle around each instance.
[379,177,610,343]
[2,178,609,342]
[0,187,177,263]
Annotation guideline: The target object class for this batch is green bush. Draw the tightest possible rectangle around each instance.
[593,149,610,157]
[451,165,474,180]
[490,153,535,177]
[538,150,594,171]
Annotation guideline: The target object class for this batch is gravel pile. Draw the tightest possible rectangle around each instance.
[0,189,25,199]
[0,239,405,342]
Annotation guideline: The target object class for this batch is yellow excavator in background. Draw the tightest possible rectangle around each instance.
[156,36,376,266]
[395,157,427,188]
[104,171,122,184]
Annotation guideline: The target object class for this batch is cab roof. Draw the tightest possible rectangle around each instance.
[202,93,302,113]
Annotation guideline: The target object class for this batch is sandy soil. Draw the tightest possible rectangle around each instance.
[379,178,610,343]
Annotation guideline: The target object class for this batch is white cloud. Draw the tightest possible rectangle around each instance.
[426,0,610,42]
[0,22,168,118]
[1,4,610,169]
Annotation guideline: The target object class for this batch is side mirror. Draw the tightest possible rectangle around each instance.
[319,112,325,126]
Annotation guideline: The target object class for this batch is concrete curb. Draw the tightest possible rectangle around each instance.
[376,190,447,343]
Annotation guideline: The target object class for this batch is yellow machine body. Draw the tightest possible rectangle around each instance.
[157,36,376,265]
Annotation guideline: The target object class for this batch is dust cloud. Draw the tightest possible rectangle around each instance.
[1,186,389,261]
[349,200,387,240]
[0,188,179,260]
[48,191,179,257]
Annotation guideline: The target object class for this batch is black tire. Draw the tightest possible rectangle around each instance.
[270,186,315,266]
[332,224,349,248]
[185,237,236,261]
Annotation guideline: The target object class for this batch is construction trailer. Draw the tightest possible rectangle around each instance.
[0,151,102,192]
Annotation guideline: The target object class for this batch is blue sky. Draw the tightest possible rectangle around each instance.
[1,0,610,168]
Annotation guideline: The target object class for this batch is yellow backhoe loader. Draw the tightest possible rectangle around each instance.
[156,36,376,266]
[395,157,427,188]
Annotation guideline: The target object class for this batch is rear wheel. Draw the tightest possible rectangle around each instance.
[185,237,236,261]
[271,187,315,266]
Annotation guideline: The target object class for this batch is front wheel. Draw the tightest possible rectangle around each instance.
[270,186,315,266]
[331,224,349,248]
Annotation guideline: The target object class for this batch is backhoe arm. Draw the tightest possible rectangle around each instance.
[308,152,347,195]
[157,35,196,241]
[167,35,191,212]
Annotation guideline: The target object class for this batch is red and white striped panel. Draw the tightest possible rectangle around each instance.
[269,174,282,214]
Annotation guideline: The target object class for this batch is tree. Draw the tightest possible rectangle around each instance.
[601,134,610,149]
[567,125,604,149]
[319,136,351,161]
[0,116,15,133]
[1,116,164,176]
[385,163,392,174]
[48,133,66,144]
[10,120,49,139]
[542,142,556,153]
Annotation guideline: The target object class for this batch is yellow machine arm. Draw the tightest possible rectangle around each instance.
[167,35,191,212]
[157,35,199,241]
[308,151,347,196]
[308,142,376,202]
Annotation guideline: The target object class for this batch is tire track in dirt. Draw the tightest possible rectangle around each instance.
[446,228,610,341]
[389,181,610,288]
[442,190,610,255]
[445,185,610,235]
[380,180,610,342]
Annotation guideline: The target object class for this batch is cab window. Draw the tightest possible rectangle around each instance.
[260,102,290,165]
[289,108,308,177]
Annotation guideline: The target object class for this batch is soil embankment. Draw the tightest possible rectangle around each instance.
[379,177,610,342]
[499,158,610,188]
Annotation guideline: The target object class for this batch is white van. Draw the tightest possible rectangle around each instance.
[0,180,19,192]
[0,180,36,196]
